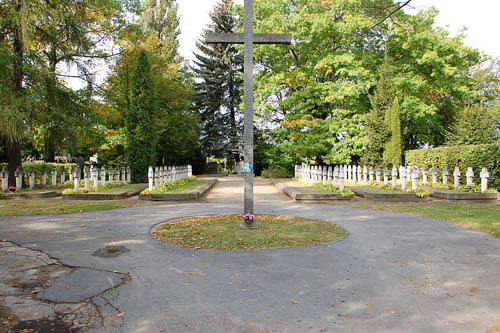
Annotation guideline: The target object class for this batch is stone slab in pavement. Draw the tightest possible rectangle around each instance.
[37,267,126,303]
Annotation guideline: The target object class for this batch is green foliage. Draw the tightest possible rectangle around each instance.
[386,9,483,149]
[313,184,354,198]
[261,166,293,179]
[101,1,201,171]
[406,144,500,189]
[126,50,158,182]
[141,176,197,194]
[249,0,494,165]
[383,97,403,166]
[445,105,500,145]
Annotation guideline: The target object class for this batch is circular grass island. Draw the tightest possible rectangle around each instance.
[152,214,348,251]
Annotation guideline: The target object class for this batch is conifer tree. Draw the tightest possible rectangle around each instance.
[362,54,393,166]
[191,0,243,161]
[383,97,403,167]
[126,50,158,182]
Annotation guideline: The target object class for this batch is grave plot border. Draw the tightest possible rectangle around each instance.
[0,190,61,199]
[427,188,499,201]
[350,186,429,202]
[62,186,146,201]
[270,179,352,202]
[139,179,217,201]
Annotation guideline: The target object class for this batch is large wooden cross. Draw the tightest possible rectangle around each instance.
[206,0,291,227]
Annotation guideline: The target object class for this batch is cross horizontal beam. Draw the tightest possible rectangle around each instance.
[205,33,292,45]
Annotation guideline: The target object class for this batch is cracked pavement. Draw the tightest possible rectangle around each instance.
[0,178,499,332]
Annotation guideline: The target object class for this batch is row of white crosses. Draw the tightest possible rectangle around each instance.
[0,165,131,193]
[427,166,491,193]
[72,165,132,193]
[295,165,492,193]
[147,165,193,191]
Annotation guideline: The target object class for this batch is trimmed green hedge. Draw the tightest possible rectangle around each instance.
[406,144,500,190]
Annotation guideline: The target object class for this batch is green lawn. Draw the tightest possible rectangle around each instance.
[0,199,127,217]
[154,214,348,250]
[162,179,212,194]
[351,202,500,238]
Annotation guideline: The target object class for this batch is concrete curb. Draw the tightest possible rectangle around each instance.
[62,187,146,201]
[428,188,499,201]
[350,186,429,202]
[0,190,61,199]
[139,179,218,201]
[269,179,351,201]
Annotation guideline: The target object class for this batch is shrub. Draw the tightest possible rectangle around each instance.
[261,166,293,179]
[406,144,500,190]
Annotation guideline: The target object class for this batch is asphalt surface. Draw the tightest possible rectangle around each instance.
[0,177,499,332]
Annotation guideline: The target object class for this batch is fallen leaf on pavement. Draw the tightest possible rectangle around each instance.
[290,299,299,304]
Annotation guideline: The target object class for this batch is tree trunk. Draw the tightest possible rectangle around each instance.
[8,0,24,188]
[44,134,55,162]
[7,141,22,188]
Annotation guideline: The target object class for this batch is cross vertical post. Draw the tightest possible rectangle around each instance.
[205,0,291,228]
[243,0,254,220]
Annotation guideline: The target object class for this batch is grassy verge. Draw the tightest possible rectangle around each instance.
[351,203,500,238]
[154,214,348,250]
[0,199,127,217]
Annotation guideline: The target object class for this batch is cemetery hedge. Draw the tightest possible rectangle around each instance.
[406,144,500,189]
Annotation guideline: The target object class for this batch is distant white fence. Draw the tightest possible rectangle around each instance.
[295,165,492,193]
[147,165,192,191]
[1,165,131,193]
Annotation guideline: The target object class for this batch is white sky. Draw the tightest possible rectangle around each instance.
[177,0,500,62]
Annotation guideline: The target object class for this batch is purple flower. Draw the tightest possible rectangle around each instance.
[243,214,255,220]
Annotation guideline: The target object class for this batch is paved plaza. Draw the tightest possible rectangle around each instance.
[0,177,499,332]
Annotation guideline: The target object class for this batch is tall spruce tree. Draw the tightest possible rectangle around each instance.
[383,97,403,166]
[191,0,243,162]
[126,50,158,182]
[362,53,393,166]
